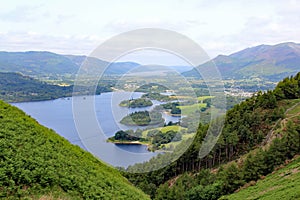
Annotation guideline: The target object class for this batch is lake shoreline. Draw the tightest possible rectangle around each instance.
[108,140,150,146]
[12,91,161,167]
[107,139,154,152]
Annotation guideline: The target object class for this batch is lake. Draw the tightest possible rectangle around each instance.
[13,92,181,168]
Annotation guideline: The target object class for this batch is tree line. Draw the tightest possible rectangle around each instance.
[124,72,300,199]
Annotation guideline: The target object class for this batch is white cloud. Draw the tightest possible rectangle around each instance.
[0,5,42,22]
[0,0,299,64]
[0,31,102,55]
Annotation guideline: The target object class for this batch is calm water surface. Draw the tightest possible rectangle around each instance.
[13,92,180,167]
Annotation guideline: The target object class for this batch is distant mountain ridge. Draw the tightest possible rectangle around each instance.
[0,51,79,77]
[183,42,300,81]
[0,51,141,78]
[0,51,193,79]
[1,42,299,81]
[65,55,141,75]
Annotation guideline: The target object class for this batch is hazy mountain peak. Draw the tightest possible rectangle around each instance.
[183,42,300,81]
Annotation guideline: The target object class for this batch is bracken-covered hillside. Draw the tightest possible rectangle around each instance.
[0,100,150,199]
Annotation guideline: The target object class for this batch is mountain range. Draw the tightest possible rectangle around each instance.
[0,42,299,82]
[183,42,300,81]
[0,51,141,78]
[1,47,299,199]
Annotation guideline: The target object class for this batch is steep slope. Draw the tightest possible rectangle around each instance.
[125,72,300,199]
[218,100,300,200]
[221,155,300,200]
[183,42,300,81]
[0,72,73,102]
[0,100,150,199]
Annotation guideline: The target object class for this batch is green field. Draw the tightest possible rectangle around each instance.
[141,125,193,150]
[178,103,207,115]
[197,96,214,101]
[141,125,186,137]
[221,156,300,200]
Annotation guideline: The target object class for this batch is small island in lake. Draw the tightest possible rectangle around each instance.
[120,110,164,126]
[107,126,184,151]
[119,98,153,108]
[107,130,147,143]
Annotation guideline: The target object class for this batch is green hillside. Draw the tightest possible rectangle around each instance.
[0,72,112,102]
[221,155,300,200]
[0,100,150,199]
[220,95,300,200]
[0,72,73,102]
[124,72,300,199]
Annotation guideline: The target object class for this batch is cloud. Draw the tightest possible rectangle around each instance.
[0,5,42,22]
[104,18,198,34]
[0,31,102,55]
[0,0,299,63]
[195,1,300,58]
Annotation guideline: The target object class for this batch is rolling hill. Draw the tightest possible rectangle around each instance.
[2,42,299,82]
[0,100,150,199]
[0,51,78,77]
[0,72,73,102]
[65,55,140,75]
[0,51,140,79]
[183,42,300,81]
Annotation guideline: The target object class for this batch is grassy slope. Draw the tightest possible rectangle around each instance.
[286,102,300,115]
[0,100,149,199]
[141,125,186,137]
[221,155,300,200]
[220,100,300,200]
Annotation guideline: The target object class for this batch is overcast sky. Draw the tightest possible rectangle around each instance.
[0,0,299,65]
